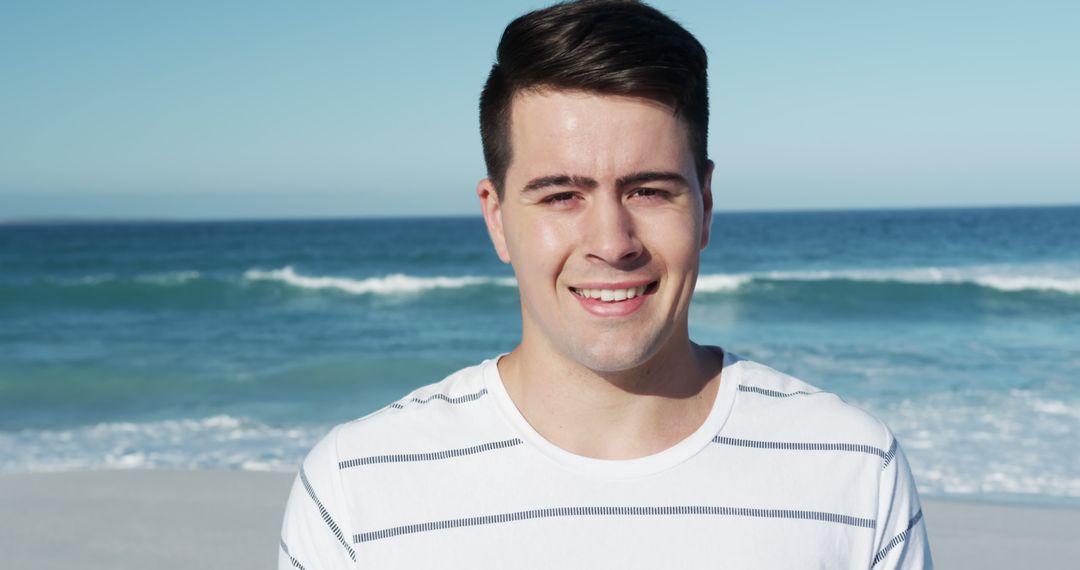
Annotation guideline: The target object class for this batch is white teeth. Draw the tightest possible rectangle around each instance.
[573,285,650,302]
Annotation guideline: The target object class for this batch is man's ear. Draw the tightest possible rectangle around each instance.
[700,160,715,250]
[477,178,512,263]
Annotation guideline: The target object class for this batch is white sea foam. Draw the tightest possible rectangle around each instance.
[693,265,1080,295]
[859,389,1080,502]
[134,270,202,285]
[970,275,1080,294]
[55,271,202,287]
[0,415,322,473]
[65,273,116,285]
[243,266,515,295]
[797,266,1080,294]
[4,394,1079,504]
[1028,396,1080,418]
[50,264,1080,296]
[695,274,754,292]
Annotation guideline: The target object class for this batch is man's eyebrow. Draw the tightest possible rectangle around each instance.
[521,171,687,193]
[616,171,688,188]
[522,174,598,192]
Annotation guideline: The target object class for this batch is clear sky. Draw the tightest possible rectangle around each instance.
[2,0,1077,220]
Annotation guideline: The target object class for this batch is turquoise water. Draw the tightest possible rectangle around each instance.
[1,206,1078,505]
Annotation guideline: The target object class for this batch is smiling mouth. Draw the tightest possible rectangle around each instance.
[568,281,658,302]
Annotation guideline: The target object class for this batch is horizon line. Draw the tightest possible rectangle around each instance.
[3,202,1078,226]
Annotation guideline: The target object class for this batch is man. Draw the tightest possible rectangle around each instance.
[279,1,931,568]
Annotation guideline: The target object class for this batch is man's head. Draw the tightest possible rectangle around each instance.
[477,0,713,375]
[479,0,709,198]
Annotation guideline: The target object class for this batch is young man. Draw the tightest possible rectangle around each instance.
[279,1,931,568]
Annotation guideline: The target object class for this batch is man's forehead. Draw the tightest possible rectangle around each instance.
[504,89,695,185]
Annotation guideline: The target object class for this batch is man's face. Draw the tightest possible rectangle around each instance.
[479,90,712,373]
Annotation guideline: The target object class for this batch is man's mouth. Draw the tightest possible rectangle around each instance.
[568,281,658,302]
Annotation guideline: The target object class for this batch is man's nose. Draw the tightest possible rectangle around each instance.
[583,194,642,265]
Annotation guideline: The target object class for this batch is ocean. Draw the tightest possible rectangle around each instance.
[1,206,1078,506]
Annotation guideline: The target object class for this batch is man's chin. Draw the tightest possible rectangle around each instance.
[567,341,661,376]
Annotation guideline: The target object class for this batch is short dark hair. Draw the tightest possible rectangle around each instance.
[480,0,709,197]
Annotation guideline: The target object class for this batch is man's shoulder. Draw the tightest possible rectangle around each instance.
[726,353,894,448]
[325,358,510,462]
[354,359,491,420]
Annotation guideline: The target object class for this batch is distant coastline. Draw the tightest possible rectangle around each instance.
[0,217,180,226]
[3,203,1078,226]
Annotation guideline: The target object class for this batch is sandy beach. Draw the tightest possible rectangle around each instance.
[1,469,1076,569]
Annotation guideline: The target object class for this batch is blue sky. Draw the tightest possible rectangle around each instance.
[2,0,1077,220]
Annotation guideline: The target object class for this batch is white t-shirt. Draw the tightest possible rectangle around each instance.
[279,350,931,569]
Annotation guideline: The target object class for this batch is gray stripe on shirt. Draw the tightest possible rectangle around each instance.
[299,467,357,562]
[738,384,820,399]
[338,438,523,470]
[713,435,890,461]
[279,538,307,570]
[872,510,924,567]
[390,388,489,409]
[353,505,876,543]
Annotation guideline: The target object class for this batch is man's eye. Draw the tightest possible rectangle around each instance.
[633,187,669,199]
[542,192,577,204]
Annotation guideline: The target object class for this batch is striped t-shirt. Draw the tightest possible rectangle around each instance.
[279,350,931,569]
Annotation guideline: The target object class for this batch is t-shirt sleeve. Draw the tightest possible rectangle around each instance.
[279,425,358,570]
[869,431,933,569]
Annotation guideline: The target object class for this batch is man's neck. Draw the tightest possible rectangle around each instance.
[497,339,723,460]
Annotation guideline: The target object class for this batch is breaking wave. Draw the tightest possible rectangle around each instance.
[242,266,516,295]
[4,265,1077,308]
[0,415,322,473]
[694,266,1080,295]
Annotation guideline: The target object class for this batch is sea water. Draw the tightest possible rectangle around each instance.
[1,206,1078,506]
